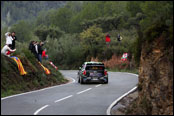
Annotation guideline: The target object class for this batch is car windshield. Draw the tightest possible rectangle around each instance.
[86,65,105,70]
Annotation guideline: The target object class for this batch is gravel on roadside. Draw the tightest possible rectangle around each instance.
[111,90,138,115]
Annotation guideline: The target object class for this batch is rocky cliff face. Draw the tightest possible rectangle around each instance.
[137,36,173,115]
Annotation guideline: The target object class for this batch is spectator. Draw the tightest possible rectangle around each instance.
[117,34,122,42]
[105,33,111,47]
[34,41,39,61]
[42,48,48,60]
[105,34,111,43]
[11,32,17,50]
[5,32,13,48]
[29,41,34,52]
[37,41,44,62]
[1,44,16,57]
[29,41,39,61]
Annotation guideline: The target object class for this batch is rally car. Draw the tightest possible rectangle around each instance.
[77,61,108,84]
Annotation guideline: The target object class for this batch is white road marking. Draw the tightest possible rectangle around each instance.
[1,77,75,100]
[54,95,73,103]
[95,84,102,87]
[106,86,138,115]
[34,105,49,115]
[77,88,92,95]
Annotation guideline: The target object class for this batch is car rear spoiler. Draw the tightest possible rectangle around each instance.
[86,64,105,67]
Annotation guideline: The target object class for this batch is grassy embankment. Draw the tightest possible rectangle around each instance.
[1,47,68,98]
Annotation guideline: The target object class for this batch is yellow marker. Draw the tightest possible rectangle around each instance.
[38,62,51,75]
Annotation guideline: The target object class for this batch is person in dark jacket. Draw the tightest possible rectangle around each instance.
[11,32,17,50]
[117,34,123,42]
[29,41,34,51]
[34,41,39,61]
[37,41,44,62]
[29,41,39,61]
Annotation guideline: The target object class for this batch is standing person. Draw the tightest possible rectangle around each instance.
[29,41,38,58]
[29,41,34,52]
[37,41,44,62]
[5,32,13,48]
[105,34,111,43]
[29,41,39,61]
[105,33,111,47]
[34,41,39,61]
[2,32,15,57]
[11,32,17,50]
[117,34,123,42]
[42,48,48,60]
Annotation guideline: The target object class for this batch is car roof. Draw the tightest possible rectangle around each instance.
[84,61,104,65]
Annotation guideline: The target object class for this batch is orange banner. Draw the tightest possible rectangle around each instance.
[11,56,27,75]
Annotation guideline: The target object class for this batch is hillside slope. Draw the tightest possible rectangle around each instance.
[1,50,68,98]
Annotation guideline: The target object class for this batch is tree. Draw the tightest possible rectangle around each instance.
[140,1,173,30]
[80,25,105,59]
[81,15,123,32]
[126,1,143,17]
[35,9,56,27]
[51,7,73,33]
[126,1,173,66]
[34,25,64,41]
[10,20,33,42]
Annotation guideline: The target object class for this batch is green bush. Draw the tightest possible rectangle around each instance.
[34,25,64,41]
[21,49,36,64]
[10,20,34,42]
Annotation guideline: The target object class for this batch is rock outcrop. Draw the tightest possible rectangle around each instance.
[136,36,173,115]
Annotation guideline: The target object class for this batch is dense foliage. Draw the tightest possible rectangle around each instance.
[1,1,66,28]
[1,1,173,69]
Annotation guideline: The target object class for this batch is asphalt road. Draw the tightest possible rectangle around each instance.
[1,70,138,115]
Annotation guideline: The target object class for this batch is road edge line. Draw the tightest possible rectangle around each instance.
[106,73,138,115]
[34,105,49,115]
[1,77,75,101]
[106,86,137,115]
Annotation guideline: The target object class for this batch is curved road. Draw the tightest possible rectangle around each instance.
[1,70,138,115]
